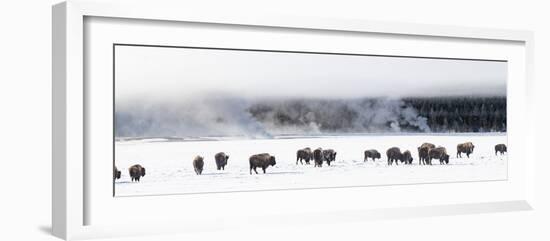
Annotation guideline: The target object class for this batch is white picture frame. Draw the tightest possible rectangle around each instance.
[52,0,535,240]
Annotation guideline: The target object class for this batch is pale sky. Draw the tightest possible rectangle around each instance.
[115,45,507,102]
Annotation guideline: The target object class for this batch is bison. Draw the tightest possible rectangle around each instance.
[418,143,436,165]
[457,142,475,158]
[313,148,324,167]
[386,147,402,166]
[495,144,507,155]
[215,152,229,170]
[402,150,414,164]
[113,166,121,180]
[364,149,381,162]
[418,146,430,165]
[429,147,450,165]
[322,149,337,166]
[296,147,313,165]
[249,153,276,174]
[128,164,146,182]
[193,155,204,175]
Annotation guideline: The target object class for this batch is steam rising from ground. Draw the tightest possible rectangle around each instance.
[114,46,506,138]
[115,96,431,138]
[116,97,270,138]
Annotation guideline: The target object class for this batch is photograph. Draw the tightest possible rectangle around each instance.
[113,44,508,196]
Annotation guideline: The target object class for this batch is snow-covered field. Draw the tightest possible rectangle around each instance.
[114,134,507,196]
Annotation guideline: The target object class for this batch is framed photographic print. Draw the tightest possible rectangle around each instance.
[52,0,535,240]
[113,43,509,197]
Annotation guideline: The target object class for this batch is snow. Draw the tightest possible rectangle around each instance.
[114,134,507,196]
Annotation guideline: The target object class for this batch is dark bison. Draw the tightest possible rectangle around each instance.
[457,142,475,158]
[364,149,381,162]
[193,155,204,175]
[402,150,413,164]
[249,153,276,174]
[322,149,337,166]
[495,144,507,155]
[296,147,313,165]
[429,147,450,165]
[215,152,229,170]
[386,147,413,165]
[313,148,324,167]
[386,147,402,166]
[128,164,145,182]
[418,143,436,165]
[113,166,121,180]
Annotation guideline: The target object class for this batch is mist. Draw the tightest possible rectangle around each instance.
[114,45,507,138]
[115,96,433,138]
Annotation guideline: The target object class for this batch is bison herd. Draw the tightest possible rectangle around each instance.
[304,148,337,167]
[114,143,508,182]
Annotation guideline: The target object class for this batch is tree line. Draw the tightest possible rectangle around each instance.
[403,97,506,133]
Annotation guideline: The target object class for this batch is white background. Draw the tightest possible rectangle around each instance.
[0,0,548,240]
